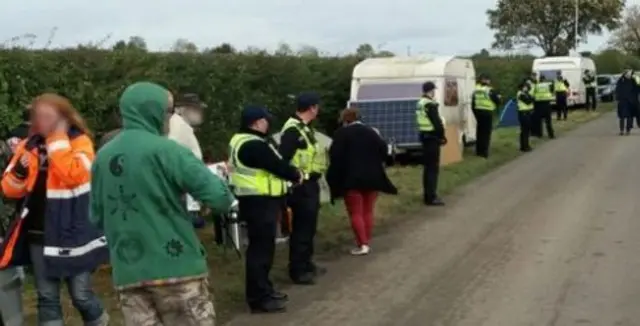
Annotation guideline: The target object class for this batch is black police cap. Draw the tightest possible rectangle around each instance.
[422,81,436,92]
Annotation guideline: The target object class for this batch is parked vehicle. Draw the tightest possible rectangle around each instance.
[348,56,477,159]
[532,55,596,107]
[597,74,619,102]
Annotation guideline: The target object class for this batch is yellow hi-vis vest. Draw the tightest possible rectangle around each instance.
[634,75,640,86]
[473,85,497,110]
[527,80,536,95]
[516,91,534,111]
[534,81,554,101]
[554,80,568,93]
[585,77,596,88]
[415,97,446,131]
[228,133,287,196]
[281,118,328,175]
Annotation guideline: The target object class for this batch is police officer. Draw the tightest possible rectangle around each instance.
[533,75,556,139]
[417,82,446,206]
[516,82,535,152]
[554,72,570,121]
[472,74,500,158]
[228,105,302,313]
[279,92,328,285]
[583,70,597,111]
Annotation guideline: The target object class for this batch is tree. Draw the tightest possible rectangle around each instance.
[206,43,236,54]
[274,42,294,55]
[112,36,147,51]
[355,43,375,57]
[609,5,640,56]
[171,38,198,53]
[376,50,395,57]
[487,0,624,56]
[297,45,319,56]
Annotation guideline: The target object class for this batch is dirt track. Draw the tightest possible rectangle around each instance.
[226,113,640,326]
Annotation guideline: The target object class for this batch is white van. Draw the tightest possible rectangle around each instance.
[348,56,477,154]
[532,56,596,107]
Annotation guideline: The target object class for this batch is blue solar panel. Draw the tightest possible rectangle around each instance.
[351,100,421,148]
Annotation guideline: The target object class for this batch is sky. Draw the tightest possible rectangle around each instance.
[0,0,635,56]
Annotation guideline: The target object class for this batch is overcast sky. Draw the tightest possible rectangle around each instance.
[0,0,632,56]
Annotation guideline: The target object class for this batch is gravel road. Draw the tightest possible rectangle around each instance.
[226,113,639,326]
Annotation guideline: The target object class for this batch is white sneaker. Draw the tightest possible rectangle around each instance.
[350,245,370,256]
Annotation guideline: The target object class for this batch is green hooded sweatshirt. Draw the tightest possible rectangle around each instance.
[90,82,233,289]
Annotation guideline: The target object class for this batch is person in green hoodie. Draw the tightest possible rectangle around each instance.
[90,82,234,326]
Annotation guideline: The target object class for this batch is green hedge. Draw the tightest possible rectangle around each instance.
[0,49,630,160]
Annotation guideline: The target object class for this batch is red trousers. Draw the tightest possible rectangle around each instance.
[344,190,378,246]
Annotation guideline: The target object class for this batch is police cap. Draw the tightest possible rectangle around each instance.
[422,81,436,93]
[296,92,320,111]
[241,105,272,126]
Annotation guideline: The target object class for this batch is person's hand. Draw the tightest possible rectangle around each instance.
[19,154,29,167]
[199,206,211,217]
[440,137,447,146]
[297,170,305,184]
[54,118,69,134]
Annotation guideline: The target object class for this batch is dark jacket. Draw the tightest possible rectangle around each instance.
[97,128,121,148]
[326,121,397,202]
[616,76,638,118]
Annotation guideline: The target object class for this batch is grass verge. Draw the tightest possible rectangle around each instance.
[22,106,612,325]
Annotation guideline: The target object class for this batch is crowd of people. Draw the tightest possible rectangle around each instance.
[614,69,640,135]
[0,68,609,325]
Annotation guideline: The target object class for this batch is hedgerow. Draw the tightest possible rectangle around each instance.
[0,49,630,159]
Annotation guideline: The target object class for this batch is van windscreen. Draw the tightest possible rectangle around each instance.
[538,70,560,81]
[356,83,423,100]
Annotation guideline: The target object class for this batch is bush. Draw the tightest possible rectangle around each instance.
[0,49,631,159]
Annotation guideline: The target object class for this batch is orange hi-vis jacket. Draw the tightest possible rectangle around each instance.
[0,128,108,277]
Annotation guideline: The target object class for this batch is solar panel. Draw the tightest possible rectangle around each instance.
[351,99,421,148]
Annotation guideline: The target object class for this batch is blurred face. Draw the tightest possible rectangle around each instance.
[426,90,435,97]
[32,102,62,135]
[252,118,270,133]
[309,105,320,120]
[183,106,203,126]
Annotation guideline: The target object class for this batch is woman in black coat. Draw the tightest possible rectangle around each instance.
[616,70,638,135]
[326,108,398,256]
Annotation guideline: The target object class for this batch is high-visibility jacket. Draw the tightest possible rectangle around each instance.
[527,80,536,95]
[473,85,497,110]
[280,118,328,175]
[0,129,107,277]
[415,97,445,132]
[554,80,568,93]
[585,77,596,88]
[517,91,534,111]
[534,81,554,101]
[228,133,287,197]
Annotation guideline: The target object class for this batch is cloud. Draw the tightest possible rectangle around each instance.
[0,0,617,55]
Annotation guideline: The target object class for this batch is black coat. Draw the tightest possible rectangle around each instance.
[326,122,398,202]
[616,76,639,118]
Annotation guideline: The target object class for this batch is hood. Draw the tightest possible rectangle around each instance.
[119,82,169,135]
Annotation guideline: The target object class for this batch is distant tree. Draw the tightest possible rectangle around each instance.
[297,45,320,56]
[244,46,268,55]
[487,0,624,56]
[171,38,198,53]
[355,43,376,57]
[207,43,236,54]
[274,42,294,55]
[112,36,147,51]
[609,5,640,56]
[579,51,593,57]
[376,50,395,57]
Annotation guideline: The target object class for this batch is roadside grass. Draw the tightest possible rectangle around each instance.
[21,106,612,325]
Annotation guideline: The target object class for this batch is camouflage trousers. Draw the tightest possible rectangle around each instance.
[118,278,216,326]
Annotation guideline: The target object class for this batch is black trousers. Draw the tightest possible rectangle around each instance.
[421,135,441,202]
[534,101,555,138]
[475,109,494,157]
[518,111,532,150]
[288,181,320,279]
[619,117,633,132]
[555,93,568,120]
[586,87,597,110]
[240,196,282,306]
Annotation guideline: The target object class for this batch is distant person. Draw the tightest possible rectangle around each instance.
[416,81,446,206]
[91,82,233,325]
[6,108,30,152]
[615,70,636,135]
[583,70,597,111]
[326,107,397,255]
[516,82,535,152]
[1,93,109,326]
[168,93,207,228]
[554,72,570,121]
[471,74,500,158]
[97,108,121,148]
[533,75,555,139]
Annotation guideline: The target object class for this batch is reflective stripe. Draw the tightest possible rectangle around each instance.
[4,162,14,174]
[474,85,497,110]
[5,176,26,190]
[76,152,92,170]
[47,182,90,199]
[47,140,70,153]
[43,236,107,258]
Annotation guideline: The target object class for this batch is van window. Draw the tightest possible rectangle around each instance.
[356,83,423,100]
[444,78,458,106]
[538,70,560,81]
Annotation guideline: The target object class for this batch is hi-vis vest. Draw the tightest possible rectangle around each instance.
[634,75,640,86]
[516,91,534,111]
[534,81,554,101]
[281,118,328,175]
[473,84,497,110]
[585,77,596,88]
[527,80,536,95]
[554,79,568,93]
[228,133,287,196]
[415,97,445,132]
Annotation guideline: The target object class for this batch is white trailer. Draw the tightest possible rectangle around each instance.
[532,56,597,107]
